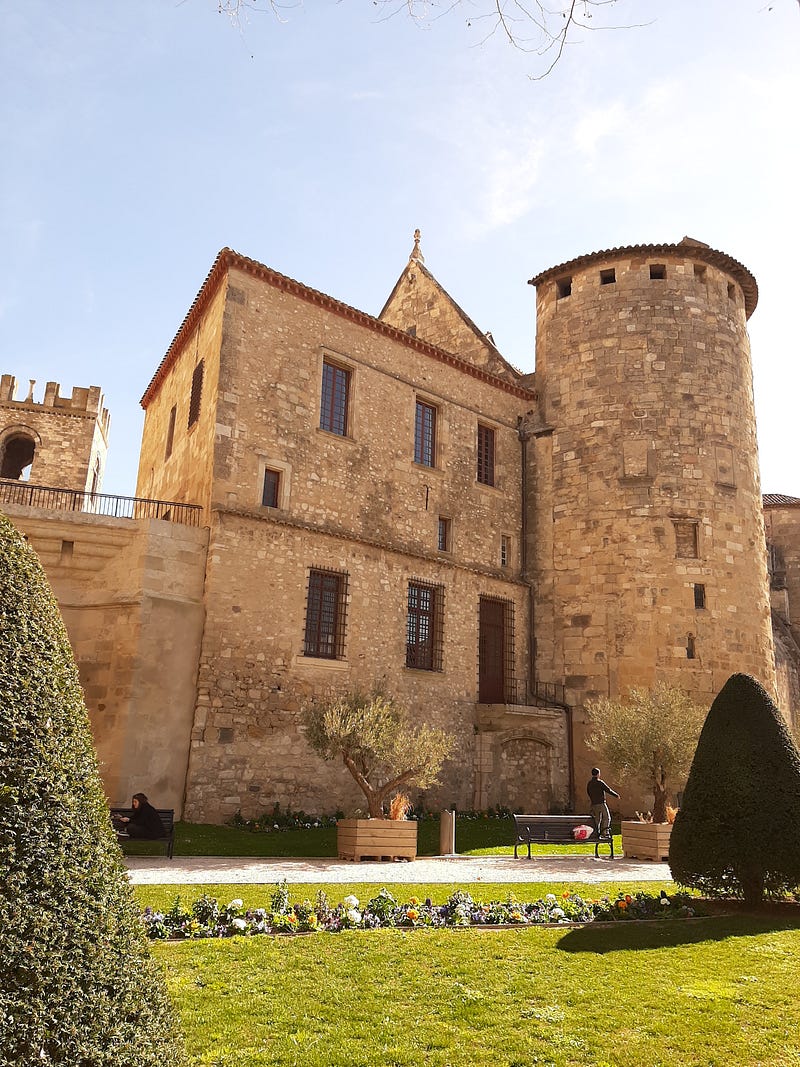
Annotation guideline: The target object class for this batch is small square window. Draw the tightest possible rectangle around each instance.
[438,517,450,552]
[693,264,707,282]
[649,264,666,280]
[262,469,280,508]
[694,583,706,609]
[600,268,616,285]
[556,277,572,299]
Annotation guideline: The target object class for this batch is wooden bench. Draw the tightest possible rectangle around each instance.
[111,808,175,859]
[513,814,614,859]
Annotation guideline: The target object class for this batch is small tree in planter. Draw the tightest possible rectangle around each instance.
[669,673,800,907]
[303,691,453,819]
[586,682,705,823]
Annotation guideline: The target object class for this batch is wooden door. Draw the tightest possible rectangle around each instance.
[479,598,505,703]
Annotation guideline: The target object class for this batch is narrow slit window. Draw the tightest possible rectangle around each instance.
[727,282,736,301]
[165,405,176,459]
[600,268,616,285]
[687,634,696,660]
[438,517,450,552]
[501,535,511,568]
[477,424,495,486]
[188,360,204,428]
[694,583,706,609]
[414,400,437,467]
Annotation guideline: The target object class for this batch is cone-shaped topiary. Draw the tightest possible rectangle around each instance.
[669,672,800,907]
[0,512,185,1065]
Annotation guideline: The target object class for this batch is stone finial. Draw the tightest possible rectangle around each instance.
[26,379,36,402]
[410,228,425,265]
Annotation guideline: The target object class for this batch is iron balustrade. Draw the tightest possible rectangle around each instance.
[0,479,203,527]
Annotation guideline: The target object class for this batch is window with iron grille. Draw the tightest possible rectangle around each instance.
[320,360,350,436]
[304,569,348,659]
[414,400,437,467]
[188,361,204,428]
[501,535,511,567]
[406,581,444,671]
[262,468,280,508]
[477,424,495,486]
[165,405,176,459]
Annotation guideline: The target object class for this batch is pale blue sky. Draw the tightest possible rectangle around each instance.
[1,0,798,497]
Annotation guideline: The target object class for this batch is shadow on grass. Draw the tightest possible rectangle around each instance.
[557,911,800,953]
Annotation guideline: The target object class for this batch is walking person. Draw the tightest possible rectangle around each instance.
[587,767,620,840]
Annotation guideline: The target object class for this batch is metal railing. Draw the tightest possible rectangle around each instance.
[485,679,571,709]
[0,479,203,527]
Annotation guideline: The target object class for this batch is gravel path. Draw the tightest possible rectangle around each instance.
[126,853,672,885]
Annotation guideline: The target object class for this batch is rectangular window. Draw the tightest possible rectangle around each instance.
[694,583,706,609]
[438,517,450,552]
[600,268,616,285]
[477,424,495,486]
[501,535,511,567]
[674,520,699,559]
[304,569,347,659]
[188,361,204,428]
[320,360,350,436]
[406,581,444,671]
[414,400,437,467]
[262,469,280,508]
[649,264,666,280]
[556,277,572,299]
[165,405,176,459]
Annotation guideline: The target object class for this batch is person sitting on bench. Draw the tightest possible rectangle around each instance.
[113,792,165,839]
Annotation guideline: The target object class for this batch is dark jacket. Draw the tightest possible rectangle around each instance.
[587,777,620,805]
[127,801,165,839]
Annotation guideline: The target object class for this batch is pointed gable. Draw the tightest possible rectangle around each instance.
[379,231,521,385]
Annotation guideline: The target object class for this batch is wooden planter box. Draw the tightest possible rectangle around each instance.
[621,820,673,861]
[336,818,418,862]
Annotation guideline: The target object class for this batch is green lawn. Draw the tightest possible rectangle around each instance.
[146,883,800,1067]
[121,815,621,859]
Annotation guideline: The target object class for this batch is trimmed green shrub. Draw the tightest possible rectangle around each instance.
[669,672,800,906]
[0,513,185,1065]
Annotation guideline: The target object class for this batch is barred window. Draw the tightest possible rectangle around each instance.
[188,360,204,428]
[304,569,348,659]
[320,360,350,436]
[406,581,444,671]
[438,517,450,552]
[414,400,436,467]
[477,424,495,486]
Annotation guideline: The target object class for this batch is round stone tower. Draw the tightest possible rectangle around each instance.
[527,238,776,751]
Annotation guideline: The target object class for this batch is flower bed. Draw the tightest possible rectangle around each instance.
[141,883,700,940]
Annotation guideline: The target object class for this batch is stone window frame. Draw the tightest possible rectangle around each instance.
[319,357,352,438]
[406,580,445,672]
[255,455,291,511]
[303,567,349,661]
[0,424,40,482]
[437,516,451,553]
[188,360,204,429]
[501,535,511,568]
[673,518,700,559]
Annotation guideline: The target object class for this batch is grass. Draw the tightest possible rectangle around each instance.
[121,816,622,859]
[146,881,800,1067]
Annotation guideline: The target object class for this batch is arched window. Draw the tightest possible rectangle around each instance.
[0,433,36,481]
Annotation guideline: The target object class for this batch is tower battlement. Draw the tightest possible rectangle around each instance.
[0,375,110,439]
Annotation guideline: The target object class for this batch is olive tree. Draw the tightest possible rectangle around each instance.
[303,690,453,818]
[669,673,800,907]
[0,512,185,1066]
[586,682,706,823]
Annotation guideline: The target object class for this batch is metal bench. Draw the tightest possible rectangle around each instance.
[111,807,175,859]
[513,813,614,859]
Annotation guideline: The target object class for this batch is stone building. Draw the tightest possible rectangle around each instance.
[2,234,797,821]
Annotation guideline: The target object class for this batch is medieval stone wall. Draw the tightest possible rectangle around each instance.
[1,504,208,814]
[530,247,776,799]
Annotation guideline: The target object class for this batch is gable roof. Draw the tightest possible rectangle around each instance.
[764,494,800,508]
[141,248,536,408]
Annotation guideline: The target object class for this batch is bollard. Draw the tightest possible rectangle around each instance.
[439,808,456,856]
